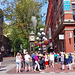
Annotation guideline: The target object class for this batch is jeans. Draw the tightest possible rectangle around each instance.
[16,62,21,69]
[32,61,35,70]
[66,59,68,64]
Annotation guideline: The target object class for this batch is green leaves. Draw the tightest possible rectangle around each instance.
[1,0,47,52]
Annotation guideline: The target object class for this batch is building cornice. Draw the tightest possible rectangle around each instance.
[64,11,73,14]
[64,29,74,31]
[63,21,75,25]
[53,21,75,39]
[64,19,74,22]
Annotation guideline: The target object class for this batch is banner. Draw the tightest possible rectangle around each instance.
[63,0,71,11]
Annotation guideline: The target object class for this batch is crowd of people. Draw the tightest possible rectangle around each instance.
[16,51,74,73]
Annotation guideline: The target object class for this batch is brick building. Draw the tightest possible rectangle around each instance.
[45,0,75,53]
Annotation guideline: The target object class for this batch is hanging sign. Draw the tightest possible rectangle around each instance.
[59,34,64,40]
[63,0,71,11]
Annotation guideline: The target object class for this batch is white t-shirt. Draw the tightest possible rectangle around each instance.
[16,56,21,62]
[50,54,54,61]
[24,54,31,62]
[45,55,48,61]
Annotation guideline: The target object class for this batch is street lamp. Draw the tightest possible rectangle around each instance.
[37,28,46,54]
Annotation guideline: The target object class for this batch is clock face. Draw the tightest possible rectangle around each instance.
[29,36,35,41]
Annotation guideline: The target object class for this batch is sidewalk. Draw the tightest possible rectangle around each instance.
[3,56,14,59]
[0,57,75,75]
[7,63,75,74]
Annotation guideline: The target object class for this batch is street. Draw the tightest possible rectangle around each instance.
[0,57,75,75]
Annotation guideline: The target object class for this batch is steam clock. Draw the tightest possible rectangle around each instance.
[29,31,35,54]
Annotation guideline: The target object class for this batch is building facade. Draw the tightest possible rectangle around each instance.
[45,0,75,53]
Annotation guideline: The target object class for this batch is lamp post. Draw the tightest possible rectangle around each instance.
[36,28,47,54]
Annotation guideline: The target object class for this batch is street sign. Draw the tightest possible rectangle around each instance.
[59,34,64,40]
[69,32,72,38]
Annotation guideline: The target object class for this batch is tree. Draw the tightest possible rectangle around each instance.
[1,0,47,53]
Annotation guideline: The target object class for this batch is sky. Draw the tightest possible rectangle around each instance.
[0,0,48,24]
[41,3,48,25]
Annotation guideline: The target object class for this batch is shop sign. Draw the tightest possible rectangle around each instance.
[59,34,64,40]
[69,32,72,38]
[63,0,71,11]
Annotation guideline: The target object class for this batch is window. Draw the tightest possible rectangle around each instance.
[72,4,75,21]
[72,4,75,9]
[73,10,75,21]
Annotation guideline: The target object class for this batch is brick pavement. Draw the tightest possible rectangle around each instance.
[7,63,75,74]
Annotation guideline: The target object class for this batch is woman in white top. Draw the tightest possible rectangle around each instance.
[16,53,21,73]
[50,52,54,68]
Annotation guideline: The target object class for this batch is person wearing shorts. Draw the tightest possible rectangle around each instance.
[16,53,21,73]
[50,52,54,68]
[24,52,31,71]
[45,53,48,70]
[61,52,65,70]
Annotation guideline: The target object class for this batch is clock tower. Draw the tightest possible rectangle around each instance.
[29,31,35,54]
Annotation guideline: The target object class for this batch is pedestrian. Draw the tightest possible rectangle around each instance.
[21,53,25,69]
[50,52,54,68]
[0,52,2,70]
[48,52,50,67]
[34,53,42,72]
[45,53,49,70]
[39,56,44,70]
[59,52,61,62]
[54,53,58,64]
[65,53,69,66]
[61,52,65,70]
[68,53,73,70]
[16,52,21,73]
[24,52,31,72]
[31,52,35,71]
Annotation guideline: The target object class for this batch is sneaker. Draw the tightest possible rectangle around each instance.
[34,69,36,72]
[62,69,65,70]
[39,69,42,72]
[66,65,68,66]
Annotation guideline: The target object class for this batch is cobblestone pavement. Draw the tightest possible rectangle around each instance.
[0,57,75,75]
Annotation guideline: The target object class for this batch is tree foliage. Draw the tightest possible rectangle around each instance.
[1,0,47,52]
